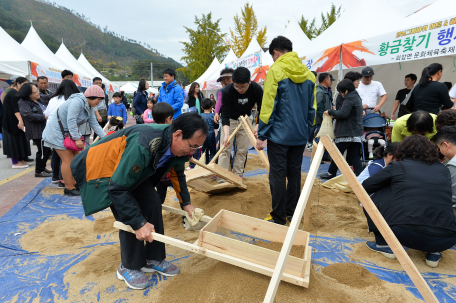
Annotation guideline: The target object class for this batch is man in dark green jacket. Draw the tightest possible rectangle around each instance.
[71,113,207,290]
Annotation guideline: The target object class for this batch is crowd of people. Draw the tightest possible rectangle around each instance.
[2,34,456,291]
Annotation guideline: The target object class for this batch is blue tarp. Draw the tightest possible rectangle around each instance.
[0,154,455,302]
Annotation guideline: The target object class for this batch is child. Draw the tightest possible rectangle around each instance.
[365,127,386,159]
[108,92,128,123]
[106,116,124,136]
[143,99,155,124]
[200,98,217,164]
[357,143,398,184]
[434,126,456,219]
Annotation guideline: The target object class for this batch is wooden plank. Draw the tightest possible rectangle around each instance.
[303,140,319,232]
[187,179,238,194]
[301,232,311,279]
[320,135,438,303]
[200,231,306,278]
[263,142,325,303]
[113,220,304,286]
[220,210,309,246]
[199,209,224,234]
[184,167,213,182]
[161,204,212,223]
[209,121,244,164]
[301,245,312,287]
[189,158,247,189]
[239,115,269,171]
[92,121,110,144]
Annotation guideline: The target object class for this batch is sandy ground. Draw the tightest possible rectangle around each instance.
[18,155,450,302]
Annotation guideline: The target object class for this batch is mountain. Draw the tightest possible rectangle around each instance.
[0,0,185,81]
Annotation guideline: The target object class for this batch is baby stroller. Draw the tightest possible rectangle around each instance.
[361,113,388,167]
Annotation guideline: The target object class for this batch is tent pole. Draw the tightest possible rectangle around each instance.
[28,61,32,82]
[337,44,344,83]
[150,63,153,90]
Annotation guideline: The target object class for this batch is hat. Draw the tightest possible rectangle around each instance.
[217,72,233,83]
[329,74,336,81]
[362,67,375,76]
[9,75,19,82]
[84,85,105,98]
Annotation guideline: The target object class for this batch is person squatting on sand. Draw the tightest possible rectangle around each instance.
[71,112,208,289]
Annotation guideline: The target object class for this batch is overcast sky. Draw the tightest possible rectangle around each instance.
[53,0,437,64]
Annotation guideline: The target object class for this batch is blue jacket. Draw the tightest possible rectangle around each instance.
[258,52,316,146]
[108,102,128,123]
[42,93,105,149]
[133,91,148,115]
[157,80,184,119]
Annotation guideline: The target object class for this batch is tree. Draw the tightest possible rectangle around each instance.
[297,16,317,40]
[229,3,267,57]
[179,13,228,82]
[316,4,342,35]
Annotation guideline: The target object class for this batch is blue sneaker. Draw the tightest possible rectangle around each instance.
[366,241,397,259]
[141,259,180,277]
[116,263,149,290]
[425,252,442,268]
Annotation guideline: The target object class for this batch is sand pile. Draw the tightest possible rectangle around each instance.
[17,155,446,302]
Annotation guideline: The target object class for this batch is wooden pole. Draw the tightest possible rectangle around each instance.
[239,115,269,171]
[303,140,319,231]
[92,121,110,144]
[263,143,325,303]
[320,135,438,303]
[209,122,243,165]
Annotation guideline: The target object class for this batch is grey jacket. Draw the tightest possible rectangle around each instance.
[42,93,105,149]
[446,156,456,206]
[316,84,332,125]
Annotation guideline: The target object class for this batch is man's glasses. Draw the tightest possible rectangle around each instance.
[187,139,203,150]
[234,83,249,91]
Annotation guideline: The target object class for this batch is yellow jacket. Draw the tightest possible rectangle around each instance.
[391,113,437,142]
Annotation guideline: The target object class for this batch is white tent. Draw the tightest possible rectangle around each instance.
[0,26,59,80]
[306,0,406,69]
[55,43,95,87]
[202,48,238,91]
[119,82,137,93]
[21,26,91,83]
[240,37,262,58]
[282,16,312,59]
[78,53,117,91]
[194,57,220,86]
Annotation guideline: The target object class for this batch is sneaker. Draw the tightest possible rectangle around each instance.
[141,259,180,277]
[425,252,442,268]
[369,152,374,159]
[64,188,81,196]
[12,164,29,169]
[365,241,396,259]
[23,157,34,163]
[52,177,60,184]
[116,263,149,290]
[263,214,274,222]
[319,172,335,180]
[286,215,293,224]
[218,178,226,184]
[58,181,65,188]
[186,166,192,171]
[44,168,52,174]
[306,143,313,152]
[35,171,52,178]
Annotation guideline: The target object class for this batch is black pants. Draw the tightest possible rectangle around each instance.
[156,180,173,204]
[268,141,305,225]
[202,131,216,164]
[51,150,62,180]
[327,141,362,176]
[110,177,166,270]
[33,139,52,173]
[374,226,456,253]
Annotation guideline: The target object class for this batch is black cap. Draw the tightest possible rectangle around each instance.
[362,67,374,76]
[329,74,336,81]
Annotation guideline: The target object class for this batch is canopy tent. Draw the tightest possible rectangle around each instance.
[194,57,220,86]
[148,87,159,94]
[305,0,405,73]
[307,0,456,118]
[282,15,312,59]
[55,43,95,87]
[202,48,238,90]
[0,26,61,81]
[21,26,91,85]
[78,53,118,92]
[119,82,137,93]
[240,37,262,58]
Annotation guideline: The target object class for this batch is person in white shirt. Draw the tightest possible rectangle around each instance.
[449,84,456,103]
[357,67,387,113]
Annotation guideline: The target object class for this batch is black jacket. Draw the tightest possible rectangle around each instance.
[18,99,46,140]
[328,90,363,138]
[185,92,204,109]
[407,81,453,114]
[363,159,456,235]
[2,88,21,135]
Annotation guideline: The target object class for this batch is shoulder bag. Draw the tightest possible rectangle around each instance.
[57,109,86,151]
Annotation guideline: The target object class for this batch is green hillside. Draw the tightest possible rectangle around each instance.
[0,0,185,81]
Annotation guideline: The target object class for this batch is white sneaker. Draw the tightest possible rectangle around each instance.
[369,152,374,159]
[306,143,313,151]
[12,164,29,169]
[186,166,192,171]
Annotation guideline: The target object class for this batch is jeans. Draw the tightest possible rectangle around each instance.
[202,131,217,164]
[33,139,52,173]
[110,177,165,270]
[219,119,250,176]
[267,141,305,225]
[327,141,362,176]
